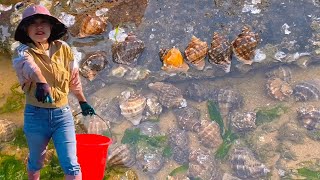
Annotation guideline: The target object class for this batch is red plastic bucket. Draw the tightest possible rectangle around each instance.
[76,134,112,180]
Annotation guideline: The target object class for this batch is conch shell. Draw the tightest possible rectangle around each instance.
[159,47,189,73]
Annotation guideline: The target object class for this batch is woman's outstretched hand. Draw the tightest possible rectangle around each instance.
[79,101,96,116]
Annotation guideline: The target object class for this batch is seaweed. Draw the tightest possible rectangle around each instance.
[104,166,138,180]
[207,100,224,136]
[121,128,141,145]
[297,167,320,180]
[168,164,188,176]
[255,104,288,126]
[121,127,170,158]
[0,154,28,179]
[0,83,25,114]
[207,100,237,160]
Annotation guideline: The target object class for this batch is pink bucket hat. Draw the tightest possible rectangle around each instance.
[14,5,67,44]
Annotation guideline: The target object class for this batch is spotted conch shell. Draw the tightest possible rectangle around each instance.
[232,26,259,65]
[79,15,107,38]
[208,32,232,72]
[119,89,146,125]
[159,47,189,73]
[148,82,187,109]
[184,36,208,70]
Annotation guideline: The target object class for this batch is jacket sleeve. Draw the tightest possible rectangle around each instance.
[67,46,83,95]
[12,44,41,90]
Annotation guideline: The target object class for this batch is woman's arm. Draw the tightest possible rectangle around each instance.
[69,60,86,102]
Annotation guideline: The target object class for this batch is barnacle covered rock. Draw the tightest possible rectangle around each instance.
[119,89,146,125]
[79,51,108,81]
[159,47,189,73]
[293,80,320,101]
[184,36,208,70]
[198,120,223,148]
[0,119,17,142]
[112,34,145,66]
[266,77,293,101]
[148,82,187,109]
[232,26,259,65]
[174,106,201,133]
[78,14,107,38]
[297,106,320,130]
[230,147,270,179]
[229,111,257,132]
[208,32,232,72]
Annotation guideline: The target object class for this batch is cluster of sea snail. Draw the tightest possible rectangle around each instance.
[71,23,320,179]
[159,26,259,74]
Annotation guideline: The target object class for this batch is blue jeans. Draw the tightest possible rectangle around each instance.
[23,104,81,175]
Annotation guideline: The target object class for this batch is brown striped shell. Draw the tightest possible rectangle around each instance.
[108,144,136,168]
[232,26,259,65]
[184,36,208,70]
[112,34,145,66]
[148,82,187,109]
[119,89,146,125]
[198,120,223,148]
[297,106,320,130]
[293,79,320,102]
[79,51,108,81]
[174,106,201,133]
[79,15,107,38]
[266,77,293,101]
[230,147,270,179]
[0,119,17,142]
[208,32,232,73]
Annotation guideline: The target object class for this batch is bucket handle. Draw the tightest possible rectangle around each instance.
[74,112,113,138]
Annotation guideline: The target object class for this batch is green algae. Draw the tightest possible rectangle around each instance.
[0,154,28,180]
[255,104,288,125]
[297,167,320,180]
[168,164,188,176]
[0,83,25,114]
[121,128,167,148]
[207,100,237,160]
[207,100,224,136]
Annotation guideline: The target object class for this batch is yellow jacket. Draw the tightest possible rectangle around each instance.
[12,40,83,108]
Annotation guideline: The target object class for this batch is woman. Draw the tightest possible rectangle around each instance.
[12,4,95,180]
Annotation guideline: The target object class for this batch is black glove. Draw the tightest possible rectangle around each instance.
[35,83,53,103]
[79,101,96,116]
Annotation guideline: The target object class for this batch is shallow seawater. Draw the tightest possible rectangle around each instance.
[2,0,320,179]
